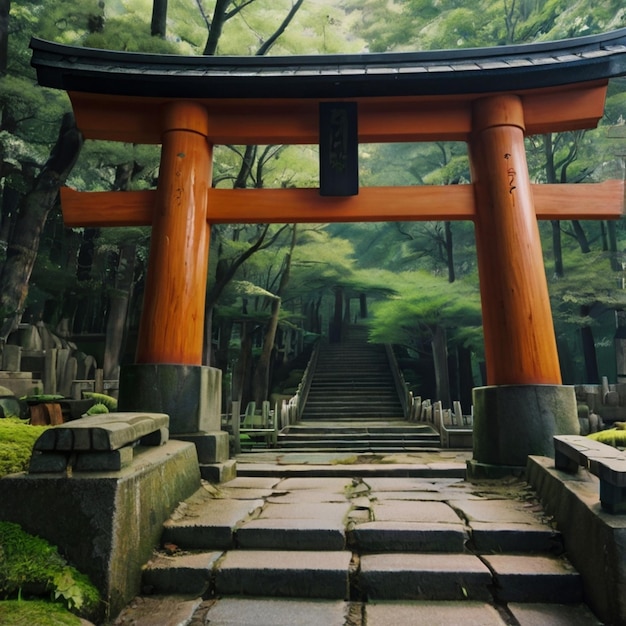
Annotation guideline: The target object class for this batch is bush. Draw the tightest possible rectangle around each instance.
[0,419,48,478]
[588,428,626,447]
[0,522,100,619]
[85,402,109,416]
[82,393,117,411]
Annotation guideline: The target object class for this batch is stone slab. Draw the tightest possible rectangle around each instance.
[449,498,546,524]
[33,412,169,452]
[370,500,463,524]
[215,550,352,598]
[364,477,464,492]
[508,602,603,625]
[236,518,346,550]
[222,476,282,490]
[483,554,583,603]
[176,431,229,463]
[266,491,349,504]
[162,493,264,549]
[258,502,351,522]
[205,597,349,626]
[527,455,626,625]
[73,446,134,472]
[365,601,508,625]
[349,521,467,552]
[199,459,237,483]
[112,595,202,626]
[274,477,352,491]
[142,551,222,596]
[360,553,492,601]
[28,451,69,473]
[469,521,562,553]
[0,441,200,622]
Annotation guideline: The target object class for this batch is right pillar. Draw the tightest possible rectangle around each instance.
[469,95,579,474]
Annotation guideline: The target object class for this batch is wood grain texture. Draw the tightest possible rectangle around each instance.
[134,102,212,365]
[471,95,562,385]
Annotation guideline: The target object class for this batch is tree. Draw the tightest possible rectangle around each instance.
[0,113,83,340]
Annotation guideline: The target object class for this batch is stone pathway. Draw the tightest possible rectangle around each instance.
[110,454,604,625]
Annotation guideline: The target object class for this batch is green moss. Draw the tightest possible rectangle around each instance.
[0,418,49,478]
[0,600,82,625]
[82,393,117,411]
[588,429,626,447]
[0,522,100,619]
[85,402,109,416]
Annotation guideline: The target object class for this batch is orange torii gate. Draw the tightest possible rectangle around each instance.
[30,29,626,475]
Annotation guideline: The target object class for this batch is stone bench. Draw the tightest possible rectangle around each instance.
[554,434,626,514]
[29,412,169,473]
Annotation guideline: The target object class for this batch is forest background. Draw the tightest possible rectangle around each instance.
[0,0,625,412]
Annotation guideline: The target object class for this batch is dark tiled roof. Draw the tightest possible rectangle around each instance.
[30,28,626,100]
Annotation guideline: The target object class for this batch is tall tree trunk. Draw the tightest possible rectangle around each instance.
[151,0,168,37]
[457,344,474,411]
[0,0,9,76]
[607,220,620,271]
[252,225,296,404]
[103,244,136,379]
[571,220,591,254]
[203,0,230,55]
[580,305,599,384]
[551,220,564,277]
[0,113,83,341]
[431,325,451,408]
[444,221,454,283]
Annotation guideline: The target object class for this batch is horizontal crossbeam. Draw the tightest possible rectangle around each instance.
[67,82,608,145]
[60,179,624,227]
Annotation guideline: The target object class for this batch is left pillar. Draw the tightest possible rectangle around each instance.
[118,101,234,482]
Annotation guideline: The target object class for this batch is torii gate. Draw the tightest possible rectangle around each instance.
[30,29,626,475]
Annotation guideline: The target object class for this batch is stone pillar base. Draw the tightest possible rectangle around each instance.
[472,384,579,469]
[118,364,235,480]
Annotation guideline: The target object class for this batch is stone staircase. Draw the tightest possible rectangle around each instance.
[301,327,404,421]
[277,327,442,453]
[126,472,601,625]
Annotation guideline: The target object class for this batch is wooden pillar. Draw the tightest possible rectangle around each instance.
[470,95,561,385]
[135,101,212,365]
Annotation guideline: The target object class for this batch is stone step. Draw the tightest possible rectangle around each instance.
[275,439,439,450]
[142,551,582,604]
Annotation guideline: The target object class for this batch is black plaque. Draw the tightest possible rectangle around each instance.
[319,102,359,196]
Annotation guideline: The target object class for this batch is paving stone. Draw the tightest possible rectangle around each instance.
[449,498,545,524]
[112,595,202,626]
[215,550,352,598]
[222,476,282,489]
[204,597,349,625]
[483,554,583,603]
[237,518,346,550]
[217,487,277,500]
[266,490,349,503]
[370,500,463,524]
[508,602,603,625]
[365,600,509,625]
[161,495,264,549]
[350,521,467,552]
[142,551,221,595]
[469,521,562,553]
[275,477,352,491]
[258,502,351,521]
[360,553,492,601]
[365,478,460,492]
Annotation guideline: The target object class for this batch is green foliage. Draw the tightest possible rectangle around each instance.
[588,428,626,447]
[0,600,82,626]
[84,403,109,416]
[0,419,49,478]
[0,522,100,617]
[82,393,117,411]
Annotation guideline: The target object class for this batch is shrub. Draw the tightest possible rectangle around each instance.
[0,522,100,619]
[0,419,48,478]
[587,428,626,447]
[82,393,117,411]
[85,402,109,416]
